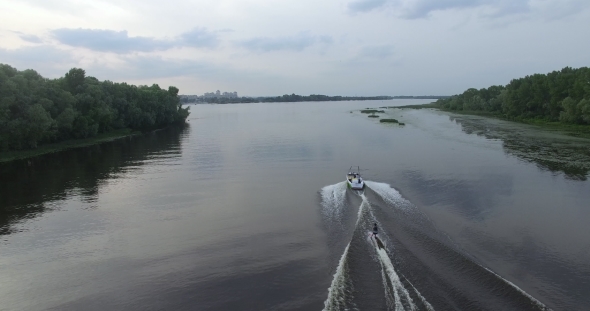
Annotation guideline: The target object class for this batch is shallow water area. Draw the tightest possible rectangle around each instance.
[1,100,589,310]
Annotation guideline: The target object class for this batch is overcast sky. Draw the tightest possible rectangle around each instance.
[1,0,589,96]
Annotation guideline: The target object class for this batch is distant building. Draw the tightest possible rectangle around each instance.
[203,90,238,98]
[180,90,239,103]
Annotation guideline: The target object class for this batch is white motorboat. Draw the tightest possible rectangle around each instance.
[346,166,365,190]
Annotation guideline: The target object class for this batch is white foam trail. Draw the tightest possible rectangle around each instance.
[368,181,542,310]
[324,197,369,311]
[381,266,397,310]
[321,182,347,220]
[481,266,551,311]
[376,247,416,311]
[322,243,352,311]
[404,277,435,311]
[364,194,416,311]
[363,194,394,254]
[355,194,371,226]
[323,186,433,311]
[365,181,410,208]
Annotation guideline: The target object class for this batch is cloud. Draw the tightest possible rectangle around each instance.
[530,0,590,20]
[51,28,221,53]
[0,46,71,64]
[82,55,299,96]
[180,28,219,48]
[357,44,394,59]
[0,46,265,91]
[19,0,94,14]
[400,0,498,18]
[52,28,173,53]
[347,0,525,17]
[347,0,590,19]
[10,31,44,44]
[0,46,75,77]
[19,34,43,43]
[86,55,228,80]
[239,33,333,52]
[348,0,389,13]
[318,36,334,44]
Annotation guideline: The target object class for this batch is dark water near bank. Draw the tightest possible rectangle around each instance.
[1,100,589,310]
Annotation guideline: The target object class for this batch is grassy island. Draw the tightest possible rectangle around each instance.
[361,109,386,114]
[390,103,439,109]
[0,64,190,161]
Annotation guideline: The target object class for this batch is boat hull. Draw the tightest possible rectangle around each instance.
[346,178,365,190]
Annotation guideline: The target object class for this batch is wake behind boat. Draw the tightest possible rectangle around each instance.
[346,166,365,190]
[374,235,385,250]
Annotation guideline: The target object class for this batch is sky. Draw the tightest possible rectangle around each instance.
[1,0,589,96]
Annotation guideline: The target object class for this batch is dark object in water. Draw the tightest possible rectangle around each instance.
[374,236,385,249]
[380,119,398,123]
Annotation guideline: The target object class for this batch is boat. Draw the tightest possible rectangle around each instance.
[346,166,365,190]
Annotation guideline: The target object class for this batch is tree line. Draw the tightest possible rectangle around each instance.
[0,64,190,151]
[181,94,394,104]
[259,94,393,102]
[435,66,590,124]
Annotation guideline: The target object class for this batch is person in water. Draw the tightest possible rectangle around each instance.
[372,223,378,237]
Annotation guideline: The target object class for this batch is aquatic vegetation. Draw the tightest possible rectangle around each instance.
[368,115,379,118]
[389,103,439,109]
[380,119,399,123]
[451,115,590,180]
[361,109,385,114]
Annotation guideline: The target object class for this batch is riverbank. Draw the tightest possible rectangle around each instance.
[392,103,590,139]
[0,128,140,163]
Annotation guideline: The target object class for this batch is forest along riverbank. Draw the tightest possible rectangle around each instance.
[0,64,190,162]
[411,66,590,138]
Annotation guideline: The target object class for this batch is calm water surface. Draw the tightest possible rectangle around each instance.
[1,100,589,310]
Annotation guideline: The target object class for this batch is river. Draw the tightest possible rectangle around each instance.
[1,100,589,310]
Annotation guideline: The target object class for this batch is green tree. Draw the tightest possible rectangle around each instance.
[577,98,590,124]
[24,103,53,148]
[559,97,580,123]
[0,63,190,152]
[64,68,86,94]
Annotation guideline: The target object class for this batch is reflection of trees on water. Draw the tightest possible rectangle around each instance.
[450,116,590,180]
[0,125,188,235]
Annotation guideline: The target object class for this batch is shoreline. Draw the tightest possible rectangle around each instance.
[0,128,141,163]
[392,103,590,139]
